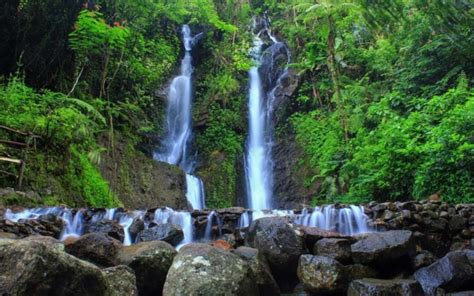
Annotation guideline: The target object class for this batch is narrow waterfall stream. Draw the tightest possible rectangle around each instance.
[154,25,205,210]
[245,18,289,210]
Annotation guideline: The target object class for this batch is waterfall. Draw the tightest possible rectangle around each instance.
[294,205,372,236]
[60,209,84,240]
[244,18,289,210]
[154,25,205,210]
[204,211,222,241]
[154,207,194,247]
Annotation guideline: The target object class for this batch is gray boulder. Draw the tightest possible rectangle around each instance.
[85,220,125,242]
[136,223,184,246]
[0,238,108,295]
[297,254,348,295]
[163,243,257,296]
[313,238,351,264]
[348,278,424,296]
[414,250,474,295]
[65,233,121,267]
[117,240,177,296]
[103,265,138,296]
[233,246,280,295]
[246,216,306,276]
[351,230,415,265]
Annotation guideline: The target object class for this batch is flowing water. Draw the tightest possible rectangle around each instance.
[154,25,205,210]
[244,18,290,210]
[0,23,374,249]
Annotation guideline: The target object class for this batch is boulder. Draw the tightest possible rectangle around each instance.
[351,230,415,265]
[103,265,138,296]
[233,246,280,296]
[313,238,351,264]
[414,250,474,295]
[65,233,121,267]
[297,255,348,295]
[85,220,125,242]
[117,240,176,296]
[136,223,184,246]
[128,218,145,242]
[163,243,257,296]
[348,278,424,296]
[413,251,438,270]
[245,217,306,276]
[0,239,108,295]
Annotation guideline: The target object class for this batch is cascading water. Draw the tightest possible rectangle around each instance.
[204,211,222,241]
[154,25,205,210]
[294,205,372,235]
[244,18,289,210]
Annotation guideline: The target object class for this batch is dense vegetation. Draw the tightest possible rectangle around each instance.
[0,0,472,207]
[266,0,473,203]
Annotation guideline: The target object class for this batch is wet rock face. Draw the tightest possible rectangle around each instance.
[414,250,474,295]
[65,233,122,267]
[117,240,177,296]
[98,134,188,210]
[128,218,145,242]
[163,243,258,296]
[245,216,306,277]
[0,239,108,296]
[135,223,184,246]
[351,230,415,266]
[297,255,348,295]
[103,265,138,296]
[347,278,424,296]
[85,219,125,243]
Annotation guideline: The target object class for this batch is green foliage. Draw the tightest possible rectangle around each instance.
[281,0,473,203]
[70,146,121,208]
[69,10,130,56]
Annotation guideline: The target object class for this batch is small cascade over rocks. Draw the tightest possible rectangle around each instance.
[238,205,372,236]
[154,24,205,210]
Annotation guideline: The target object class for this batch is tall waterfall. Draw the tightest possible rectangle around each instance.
[154,25,205,209]
[245,19,288,210]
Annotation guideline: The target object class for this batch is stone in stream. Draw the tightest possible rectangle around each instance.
[245,216,306,281]
[313,238,352,264]
[297,254,348,295]
[85,219,125,243]
[117,240,176,296]
[128,217,145,242]
[103,265,138,296]
[347,278,424,296]
[135,223,184,246]
[351,230,415,266]
[414,250,474,295]
[65,232,121,267]
[0,238,108,295]
[163,243,258,296]
[233,246,280,296]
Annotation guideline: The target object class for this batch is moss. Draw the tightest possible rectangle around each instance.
[200,152,237,208]
[71,146,122,208]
